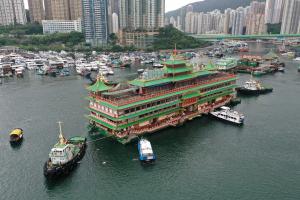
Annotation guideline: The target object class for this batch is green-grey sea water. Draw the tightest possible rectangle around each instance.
[0,43,300,200]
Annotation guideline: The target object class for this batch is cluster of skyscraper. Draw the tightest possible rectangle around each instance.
[0,0,27,25]
[168,0,300,35]
[0,0,83,25]
[83,0,165,46]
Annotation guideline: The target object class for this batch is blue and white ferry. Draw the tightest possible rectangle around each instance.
[138,139,156,163]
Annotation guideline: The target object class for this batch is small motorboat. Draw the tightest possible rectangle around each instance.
[152,63,164,68]
[210,106,245,125]
[107,70,114,75]
[293,57,300,61]
[278,67,285,72]
[137,69,145,74]
[138,138,156,164]
[9,128,23,144]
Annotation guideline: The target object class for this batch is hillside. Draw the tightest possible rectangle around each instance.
[152,25,211,50]
[167,0,265,17]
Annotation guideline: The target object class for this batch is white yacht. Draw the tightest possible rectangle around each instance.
[210,106,245,125]
[294,57,300,61]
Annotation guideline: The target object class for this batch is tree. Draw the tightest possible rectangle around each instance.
[108,33,118,45]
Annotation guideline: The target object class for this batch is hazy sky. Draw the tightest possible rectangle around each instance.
[165,0,203,12]
[23,0,202,12]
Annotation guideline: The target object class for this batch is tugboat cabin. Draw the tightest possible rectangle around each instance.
[49,144,74,165]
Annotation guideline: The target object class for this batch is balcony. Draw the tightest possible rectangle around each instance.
[90,74,236,108]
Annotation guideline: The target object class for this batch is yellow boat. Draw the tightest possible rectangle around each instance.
[9,128,23,144]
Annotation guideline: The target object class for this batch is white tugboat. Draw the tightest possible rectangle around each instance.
[210,106,245,125]
[236,79,273,95]
[44,122,87,178]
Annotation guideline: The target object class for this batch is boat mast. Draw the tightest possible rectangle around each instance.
[58,121,66,144]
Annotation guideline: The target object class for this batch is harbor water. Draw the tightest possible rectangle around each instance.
[1,43,300,200]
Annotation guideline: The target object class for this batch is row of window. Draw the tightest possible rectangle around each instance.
[123,96,178,115]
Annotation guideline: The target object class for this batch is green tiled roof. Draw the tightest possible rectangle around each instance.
[162,59,186,65]
[87,80,112,92]
[129,78,170,87]
[204,62,217,71]
[129,70,216,87]
[165,67,192,74]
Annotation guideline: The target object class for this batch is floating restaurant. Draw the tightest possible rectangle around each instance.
[87,54,237,144]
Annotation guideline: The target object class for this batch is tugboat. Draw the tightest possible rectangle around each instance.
[236,79,273,95]
[210,106,245,125]
[138,138,156,164]
[9,128,23,144]
[43,122,87,178]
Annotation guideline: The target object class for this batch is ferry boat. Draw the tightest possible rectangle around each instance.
[43,122,87,178]
[87,53,237,144]
[138,138,156,163]
[210,106,244,125]
[236,79,273,95]
[9,128,23,144]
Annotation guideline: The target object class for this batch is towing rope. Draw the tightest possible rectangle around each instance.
[86,135,113,144]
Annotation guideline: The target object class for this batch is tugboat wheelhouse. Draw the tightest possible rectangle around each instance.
[87,57,237,144]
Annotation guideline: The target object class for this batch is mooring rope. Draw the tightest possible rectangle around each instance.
[86,135,113,144]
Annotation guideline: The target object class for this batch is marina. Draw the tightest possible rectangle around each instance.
[1,43,300,199]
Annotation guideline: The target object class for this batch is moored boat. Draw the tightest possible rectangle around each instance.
[210,106,244,125]
[9,128,23,144]
[138,138,156,163]
[236,79,273,95]
[43,122,87,178]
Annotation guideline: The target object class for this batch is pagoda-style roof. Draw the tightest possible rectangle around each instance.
[164,66,192,74]
[130,70,216,87]
[162,59,186,66]
[204,62,217,71]
[88,79,112,92]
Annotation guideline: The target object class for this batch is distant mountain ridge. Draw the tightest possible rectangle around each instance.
[166,0,265,17]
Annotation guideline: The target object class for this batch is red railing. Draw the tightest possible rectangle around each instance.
[90,74,236,108]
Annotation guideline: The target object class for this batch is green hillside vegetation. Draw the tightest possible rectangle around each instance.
[153,25,211,50]
[267,23,281,34]
[0,23,43,35]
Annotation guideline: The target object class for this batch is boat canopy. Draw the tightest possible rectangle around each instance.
[10,129,22,136]
[140,140,153,154]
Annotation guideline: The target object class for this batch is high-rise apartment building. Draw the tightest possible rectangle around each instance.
[265,0,284,24]
[69,0,83,20]
[0,0,27,25]
[119,0,165,30]
[231,7,245,35]
[112,13,119,33]
[44,0,82,20]
[281,0,300,34]
[28,0,45,23]
[246,1,266,35]
[82,0,108,46]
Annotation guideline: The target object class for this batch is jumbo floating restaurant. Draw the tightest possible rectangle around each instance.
[87,54,237,144]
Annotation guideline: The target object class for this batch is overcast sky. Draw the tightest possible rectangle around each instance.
[165,0,203,12]
[23,0,202,12]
